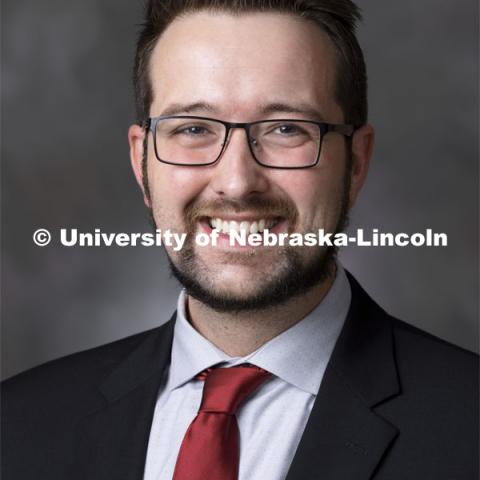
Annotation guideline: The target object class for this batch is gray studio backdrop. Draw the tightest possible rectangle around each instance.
[1,0,478,380]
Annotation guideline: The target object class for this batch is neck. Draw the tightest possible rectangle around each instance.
[186,265,337,357]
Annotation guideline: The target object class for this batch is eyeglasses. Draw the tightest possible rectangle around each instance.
[145,115,354,170]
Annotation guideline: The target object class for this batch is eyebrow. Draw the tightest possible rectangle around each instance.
[159,101,326,121]
[160,102,217,116]
[258,103,326,122]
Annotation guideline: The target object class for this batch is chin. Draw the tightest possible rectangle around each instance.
[167,244,337,313]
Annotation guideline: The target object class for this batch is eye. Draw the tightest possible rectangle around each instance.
[174,125,211,136]
[265,123,309,137]
[275,124,302,135]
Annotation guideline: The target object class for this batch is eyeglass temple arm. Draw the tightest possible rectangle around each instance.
[326,124,355,137]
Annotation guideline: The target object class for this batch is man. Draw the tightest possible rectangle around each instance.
[2,1,478,479]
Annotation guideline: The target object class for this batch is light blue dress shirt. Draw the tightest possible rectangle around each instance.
[143,265,351,480]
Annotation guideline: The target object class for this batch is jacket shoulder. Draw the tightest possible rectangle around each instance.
[1,322,174,417]
[347,270,478,380]
[390,315,478,378]
[1,321,174,480]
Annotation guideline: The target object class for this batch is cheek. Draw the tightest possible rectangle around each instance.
[147,159,208,217]
[279,167,346,228]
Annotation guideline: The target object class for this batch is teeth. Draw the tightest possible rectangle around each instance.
[230,221,239,233]
[208,218,278,234]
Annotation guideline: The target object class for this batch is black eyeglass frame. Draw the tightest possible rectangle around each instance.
[145,115,355,170]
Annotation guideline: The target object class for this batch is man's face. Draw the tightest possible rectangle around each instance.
[131,12,369,311]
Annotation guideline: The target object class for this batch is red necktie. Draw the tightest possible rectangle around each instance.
[172,364,272,480]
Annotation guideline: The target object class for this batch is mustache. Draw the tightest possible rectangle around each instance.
[184,197,298,225]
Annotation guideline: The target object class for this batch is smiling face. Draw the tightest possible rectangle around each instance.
[129,11,373,312]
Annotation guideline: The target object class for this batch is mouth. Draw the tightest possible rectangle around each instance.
[207,217,282,235]
[195,215,288,250]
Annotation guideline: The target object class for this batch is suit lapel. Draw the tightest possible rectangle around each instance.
[73,317,175,480]
[286,273,400,480]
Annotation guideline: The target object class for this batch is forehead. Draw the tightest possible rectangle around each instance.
[149,11,340,119]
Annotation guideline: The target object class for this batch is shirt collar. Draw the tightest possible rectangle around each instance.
[166,264,351,395]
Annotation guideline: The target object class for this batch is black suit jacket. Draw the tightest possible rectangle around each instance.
[2,274,478,479]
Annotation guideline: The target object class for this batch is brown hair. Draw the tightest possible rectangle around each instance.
[133,0,367,127]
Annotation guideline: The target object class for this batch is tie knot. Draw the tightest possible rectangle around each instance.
[198,365,271,415]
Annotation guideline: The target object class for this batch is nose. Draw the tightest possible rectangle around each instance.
[208,128,269,198]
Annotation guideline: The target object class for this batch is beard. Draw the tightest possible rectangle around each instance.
[167,238,341,313]
[142,146,351,313]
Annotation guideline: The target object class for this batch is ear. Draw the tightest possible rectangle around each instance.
[128,124,150,207]
[348,123,375,208]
